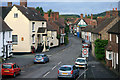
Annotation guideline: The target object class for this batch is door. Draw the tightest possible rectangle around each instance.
[6,45,8,58]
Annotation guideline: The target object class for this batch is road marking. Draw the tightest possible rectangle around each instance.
[43,71,50,78]
[77,69,88,80]
[52,65,57,70]
[21,71,25,72]
[58,61,61,65]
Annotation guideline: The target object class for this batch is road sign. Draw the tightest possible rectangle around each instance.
[82,48,89,57]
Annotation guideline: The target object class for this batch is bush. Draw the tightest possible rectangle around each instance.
[64,35,69,45]
[94,39,108,60]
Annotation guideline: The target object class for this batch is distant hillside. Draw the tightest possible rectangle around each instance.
[59,14,80,20]
[93,10,120,18]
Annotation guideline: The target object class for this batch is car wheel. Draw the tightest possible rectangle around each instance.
[2,75,5,78]
[13,73,16,78]
[19,70,21,75]
[48,59,49,62]
[34,62,36,64]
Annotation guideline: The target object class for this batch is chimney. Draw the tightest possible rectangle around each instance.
[106,11,110,18]
[20,0,27,7]
[8,2,12,6]
[50,12,55,21]
[85,14,87,19]
[91,14,93,19]
[44,13,49,21]
[81,14,83,19]
[54,12,59,21]
[112,8,118,17]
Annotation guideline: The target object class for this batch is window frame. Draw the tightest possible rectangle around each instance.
[14,13,18,18]
[32,22,35,32]
[110,34,111,41]
[12,35,18,45]
[116,35,118,43]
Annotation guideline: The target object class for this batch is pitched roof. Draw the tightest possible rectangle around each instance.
[0,17,12,32]
[92,17,116,34]
[14,5,46,21]
[47,22,57,31]
[0,6,12,19]
[107,20,120,34]
[54,21,64,28]
[83,25,95,32]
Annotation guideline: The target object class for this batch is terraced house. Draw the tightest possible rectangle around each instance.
[91,8,119,56]
[105,20,120,74]
[0,17,12,59]
[3,1,48,53]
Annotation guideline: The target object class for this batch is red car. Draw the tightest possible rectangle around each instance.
[1,63,21,78]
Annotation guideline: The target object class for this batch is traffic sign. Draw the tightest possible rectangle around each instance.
[82,48,89,57]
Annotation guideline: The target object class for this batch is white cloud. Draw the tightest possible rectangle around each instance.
[1,0,120,2]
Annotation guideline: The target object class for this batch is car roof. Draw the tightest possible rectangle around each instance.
[76,57,86,60]
[2,63,15,65]
[35,54,45,55]
[61,65,73,67]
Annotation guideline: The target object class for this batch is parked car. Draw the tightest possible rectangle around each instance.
[75,58,87,69]
[58,65,79,79]
[1,63,21,78]
[34,54,49,64]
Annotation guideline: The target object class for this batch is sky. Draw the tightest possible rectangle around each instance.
[1,1,120,15]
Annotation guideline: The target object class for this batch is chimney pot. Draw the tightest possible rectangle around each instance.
[91,14,93,19]
[8,2,12,6]
[113,8,114,11]
[81,14,83,19]
[115,8,117,11]
[20,0,27,7]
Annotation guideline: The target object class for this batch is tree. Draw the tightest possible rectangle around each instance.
[35,7,44,16]
[47,9,52,17]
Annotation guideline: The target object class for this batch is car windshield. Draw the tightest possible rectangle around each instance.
[76,59,85,63]
[2,64,12,69]
[59,67,71,71]
[35,55,44,58]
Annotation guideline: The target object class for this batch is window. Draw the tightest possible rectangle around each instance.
[110,34,111,41]
[116,35,118,43]
[12,35,18,45]
[32,35,35,44]
[32,22,35,32]
[116,53,118,64]
[109,54,112,60]
[13,64,17,68]
[42,22,44,27]
[14,13,18,18]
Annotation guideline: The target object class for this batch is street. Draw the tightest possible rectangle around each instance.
[2,34,119,80]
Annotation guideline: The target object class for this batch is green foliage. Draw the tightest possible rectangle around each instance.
[65,25,70,37]
[35,7,44,16]
[94,39,108,60]
[64,35,69,45]
[57,34,60,39]
[47,9,52,17]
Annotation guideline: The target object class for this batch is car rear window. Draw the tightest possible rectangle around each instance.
[35,55,44,58]
[2,64,12,69]
[76,59,85,63]
[59,67,71,71]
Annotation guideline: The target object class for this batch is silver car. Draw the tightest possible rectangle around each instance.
[58,65,79,79]
[34,54,49,64]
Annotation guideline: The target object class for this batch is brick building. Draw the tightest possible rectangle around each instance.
[105,20,120,74]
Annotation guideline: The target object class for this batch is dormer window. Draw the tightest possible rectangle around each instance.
[32,22,35,32]
[14,13,18,18]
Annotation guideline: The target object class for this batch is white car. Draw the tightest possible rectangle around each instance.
[75,58,87,68]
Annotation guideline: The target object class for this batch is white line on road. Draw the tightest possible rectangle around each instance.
[77,69,88,80]
[58,61,61,65]
[43,71,50,78]
[52,65,57,70]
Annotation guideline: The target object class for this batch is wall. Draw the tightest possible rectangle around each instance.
[0,32,3,56]
[4,6,30,52]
